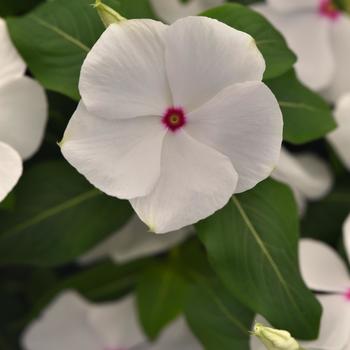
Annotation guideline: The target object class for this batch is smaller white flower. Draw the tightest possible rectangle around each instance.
[253,0,350,101]
[0,18,47,202]
[22,291,201,350]
[327,93,350,170]
[79,215,194,264]
[272,147,333,214]
[253,323,301,350]
[61,16,283,233]
[298,233,350,349]
[150,0,224,23]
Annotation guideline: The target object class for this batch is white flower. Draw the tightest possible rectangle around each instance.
[327,93,350,170]
[61,16,283,233]
[80,215,194,264]
[22,291,201,350]
[253,0,350,101]
[150,0,224,23]
[0,18,47,202]
[297,232,350,349]
[272,147,333,214]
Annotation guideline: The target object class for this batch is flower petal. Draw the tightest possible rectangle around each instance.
[0,77,47,160]
[323,15,350,102]
[254,5,333,91]
[327,93,350,170]
[299,239,350,293]
[80,19,171,120]
[0,141,22,202]
[343,214,350,265]
[0,18,26,86]
[186,81,282,193]
[61,103,166,199]
[164,16,265,112]
[131,130,238,233]
[79,215,193,264]
[150,0,204,23]
[151,317,202,350]
[21,292,103,350]
[272,148,333,201]
[301,294,350,350]
[266,0,318,13]
[88,295,146,349]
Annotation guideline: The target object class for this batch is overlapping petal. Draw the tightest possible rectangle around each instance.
[79,215,193,264]
[22,292,103,350]
[131,130,238,233]
[150,0,204,23]
[164,16,265,112]
[266,0,319,13]
[344,214,350,264]
[61,103,166,199]
[254,5,333,91]
[88,296,145,349]
[0,77,47,160]
[272,148,332,202]
[299,239,350,293]
[187,81,282,193]
[324,15,350,102]
[0,18,26,87]
[0,141,22,202]
[80,19,171,120]
[327,93,350,170]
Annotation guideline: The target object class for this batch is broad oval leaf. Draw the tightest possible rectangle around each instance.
[197,179,322,339]
[7,0,157,100]
[202,4,297,80]
[136,263,189,340]
[266,70,336,144]
[0,161,132,266]
[185,279,254,350]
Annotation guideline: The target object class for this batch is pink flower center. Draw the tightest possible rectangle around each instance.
[162,107,186,132]
[344,289,350,301]
[319,0,340,20]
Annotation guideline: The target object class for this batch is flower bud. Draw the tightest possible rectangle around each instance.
[94,0,126,27]
[253,323,302,350]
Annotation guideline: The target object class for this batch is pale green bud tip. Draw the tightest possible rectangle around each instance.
[93,0,126,27]
[253,323,301,350]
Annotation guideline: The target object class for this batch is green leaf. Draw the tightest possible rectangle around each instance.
[137,262,189,340]
[202,4,296,80]
[0,0,43,17]
[266,70,336,144]
[185,279,254,350]
[197,179,322,339]
[302,176,350,246]
[0,161,132,266]
[7,0,156,100]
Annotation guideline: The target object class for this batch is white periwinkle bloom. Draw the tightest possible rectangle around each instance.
[61,16,283,233]
[0,18,47,202]
[253,323,301,350]
[327,93,350,170]
[253,0,350,101]
[22,291,201,350]
[80,215,193,264]
[272,147,333,214]
[298,229,350,349]
[150,0,224,23]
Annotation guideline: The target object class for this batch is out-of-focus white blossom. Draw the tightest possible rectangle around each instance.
[22,291,201,350]
[0,18,47,202]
